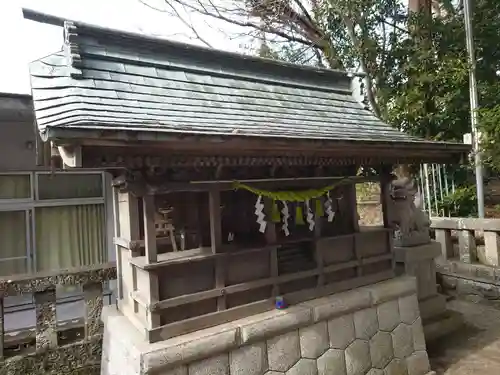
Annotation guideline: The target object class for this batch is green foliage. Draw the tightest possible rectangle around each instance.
[379,12,471,141]
[479,104,500,171]
[438,186,478,218]
[253,0,500,149]
[248,0,486,142]
[162,0,500,167]
[356,182,380,202]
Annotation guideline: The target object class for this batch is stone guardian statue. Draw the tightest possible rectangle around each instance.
[388,177,431,247]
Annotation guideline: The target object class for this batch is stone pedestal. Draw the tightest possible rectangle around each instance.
[101,277,435,375]
[395,241,463,341]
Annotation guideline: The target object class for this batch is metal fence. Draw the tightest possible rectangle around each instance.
[416,164,457,218]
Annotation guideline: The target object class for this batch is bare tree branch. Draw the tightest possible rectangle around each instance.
[170,0,324,48]
[168,2,214,47]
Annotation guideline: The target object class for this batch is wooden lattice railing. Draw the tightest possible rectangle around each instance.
[0,262,116,375]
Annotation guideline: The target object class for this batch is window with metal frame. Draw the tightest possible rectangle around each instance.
[0,171,110,311]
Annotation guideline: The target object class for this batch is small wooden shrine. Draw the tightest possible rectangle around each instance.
[25,11,469,343]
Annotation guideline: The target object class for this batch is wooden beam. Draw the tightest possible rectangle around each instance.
[146,176,377,194]
[132,252,393,313]
[128,229,393,270]
[75,132,470,158]
[147,270,394,343]
[135,268,161,329]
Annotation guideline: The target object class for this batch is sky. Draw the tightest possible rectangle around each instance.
[0,0,245,95]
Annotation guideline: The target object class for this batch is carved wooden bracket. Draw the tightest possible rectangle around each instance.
[55,144,82,168]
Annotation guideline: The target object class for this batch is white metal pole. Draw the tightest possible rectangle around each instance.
[463,0,485,218]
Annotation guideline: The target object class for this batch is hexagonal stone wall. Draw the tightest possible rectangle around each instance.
[267,331,301,372]
[377,300,400,332]
[299,322,329,359]
[230,342,268,375]
[328,314,356,350]
[391,323,414,359]
[317,349,346,375]
[128,283,432,375]
[226,294,430,375]
[354,308,379,340]
[369,332,394,369]
[345,339,371,375]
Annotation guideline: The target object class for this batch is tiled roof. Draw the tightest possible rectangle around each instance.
[26,18,468,158]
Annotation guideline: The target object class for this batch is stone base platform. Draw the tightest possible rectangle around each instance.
[395,241,463,342]
[101,277,434,375]
[423,310,464,342]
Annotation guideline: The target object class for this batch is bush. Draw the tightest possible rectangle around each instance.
[438,186,478,217]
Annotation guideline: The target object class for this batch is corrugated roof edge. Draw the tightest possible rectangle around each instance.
[42,126,470,151]
[23,7,355,90]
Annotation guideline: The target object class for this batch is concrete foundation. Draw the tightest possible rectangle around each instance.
[395,241,463,341]
[101,277,434,375]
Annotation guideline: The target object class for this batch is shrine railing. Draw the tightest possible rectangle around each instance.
[431,218,500,265]
[0,262,116,375]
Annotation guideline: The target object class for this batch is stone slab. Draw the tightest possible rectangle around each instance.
[304,288,371,323]
[365,277,417,304]
[240,306,311,344]
[394,242,441,263]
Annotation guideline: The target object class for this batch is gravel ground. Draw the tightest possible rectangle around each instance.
[428,297,500,374]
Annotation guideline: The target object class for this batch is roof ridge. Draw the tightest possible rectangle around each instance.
[23,8,358,84]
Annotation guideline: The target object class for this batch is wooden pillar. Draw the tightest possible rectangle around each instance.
[118,191,141,250]
[112,187,123,300]
[346,183,363,277]
[379,166,393,229]
[209,190,222,253]
[314,212,325,287]
[143,195,158,264]
[348,183,360,233]
[116,191,141,314]
[209,189,226,310]
[141,195,161,328]
[265,221,279,296]
[380,166,395,271]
